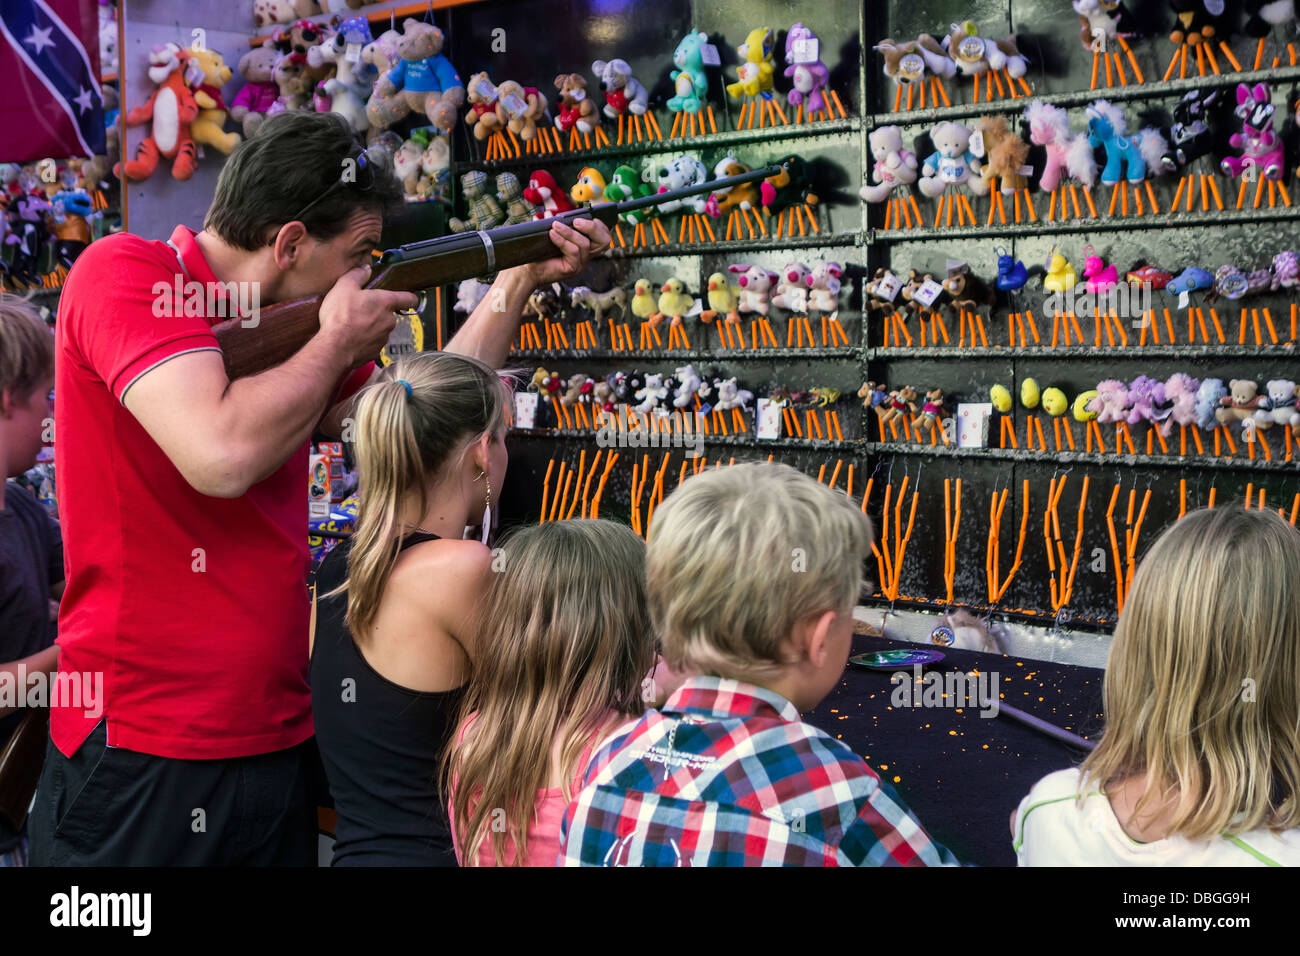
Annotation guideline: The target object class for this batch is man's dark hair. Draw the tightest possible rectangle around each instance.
[205,111,405,250]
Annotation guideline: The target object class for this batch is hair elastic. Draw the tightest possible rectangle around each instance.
[396,379,413,400]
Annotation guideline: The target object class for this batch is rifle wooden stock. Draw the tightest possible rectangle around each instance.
[212,165,778,380]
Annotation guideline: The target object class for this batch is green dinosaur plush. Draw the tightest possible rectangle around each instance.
[602,164,656,225]
[495,172,537,225]
[448,170,505,233]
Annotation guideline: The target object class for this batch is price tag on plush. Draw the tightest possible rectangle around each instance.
[969,129,985,158]
[957,403,993,448]
[514,391,539,430]
[346,43,362,63]
[912,277,945,309]
[755,398,783,440]
[792,37,820,64]
[875,270,902,302]
[700,44,721,66]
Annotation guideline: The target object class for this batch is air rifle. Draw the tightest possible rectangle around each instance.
[213,164,781,379]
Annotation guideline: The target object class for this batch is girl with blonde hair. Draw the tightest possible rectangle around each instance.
[1014,506,1300,865]
[311,350,510,866]
[444,518,658,866]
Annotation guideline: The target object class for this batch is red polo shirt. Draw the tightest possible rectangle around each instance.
[53,225,372,760]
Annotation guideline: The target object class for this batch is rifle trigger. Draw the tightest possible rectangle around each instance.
[478,230,496,273]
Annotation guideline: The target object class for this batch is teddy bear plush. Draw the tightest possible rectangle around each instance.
[919,121,989,198]
[495,172,537,224]
[669,31,711,113]
[553,73,600,135]
[494,80,546,141]
[229,46,280,137]
[252,0,297,29]
[879,385,919,427]
[268,52,312,114]
[1214,379,1261,424]
[273,18,332,86]
[463,72,504,140]
[417,134,450,202]
[912,388,945,430]
[391,137,424,198]
[185,47,241,155]
[448,170,506,232]
[592,58,648,117]
[370,19,464,132]
[859,125,918,203]
[1255,379,1300,429]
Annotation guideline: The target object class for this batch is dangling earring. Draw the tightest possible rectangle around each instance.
[481,474,493,546]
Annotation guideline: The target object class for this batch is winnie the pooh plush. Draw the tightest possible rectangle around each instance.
[229,46,280,137]
[185,47,241,155]
[370,19,464,132]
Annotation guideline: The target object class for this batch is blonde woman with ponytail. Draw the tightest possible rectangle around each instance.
[1014,506,1300,866]
[443,518,658,866]
[310,350,510,866]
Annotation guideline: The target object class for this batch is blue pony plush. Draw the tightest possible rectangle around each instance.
[1085,100,1168,185]
[668,31,710,114]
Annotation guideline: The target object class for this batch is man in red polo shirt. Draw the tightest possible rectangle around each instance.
[29,112,606,865]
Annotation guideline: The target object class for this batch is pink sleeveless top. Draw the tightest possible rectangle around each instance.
[449,712,616,867]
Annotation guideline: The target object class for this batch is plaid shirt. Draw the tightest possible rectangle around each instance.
[558,676,959,866]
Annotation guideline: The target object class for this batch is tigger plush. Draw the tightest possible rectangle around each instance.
[117,43,200,182]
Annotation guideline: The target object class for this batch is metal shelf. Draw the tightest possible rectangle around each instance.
[452,115,860,174]
[509,345,861,362]
[869,344,1298,360]
[605,230,860,258]
[866,441,1299,473]
[872,64,1300,128]
[508,427,863,452]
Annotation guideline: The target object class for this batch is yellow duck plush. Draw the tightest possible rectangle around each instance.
[631,278,659,325]
[653,277,695,326]
[700,272,741,324]
[726,27,776,99]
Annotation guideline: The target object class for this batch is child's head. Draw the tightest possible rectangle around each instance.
[1083,506,1300,839]
[340,350,510,636]
[447,518,655,865]
[0,294,54,479]
[646,461,873,711]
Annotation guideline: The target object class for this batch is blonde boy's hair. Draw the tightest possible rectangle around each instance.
[0,294,54,399]
[646,461,873,679]
[1082,506,1300,839]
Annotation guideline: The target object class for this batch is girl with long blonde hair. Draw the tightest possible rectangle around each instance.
[1014,506,1300,865]
[311,350,510,866]
[444,518,657,866]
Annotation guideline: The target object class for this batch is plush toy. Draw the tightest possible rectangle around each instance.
[309,17,375,133]
[1168,0,1222,47]
[45,188,92,270]
[783,22,830,116]
[390,137,424,198]
[1272,251,1300,289]
[99,1,118,76]
[1024,100,1097,192]
[977,113,1030,196]
[1160,88,1225,172]
[859,125,918,203]
[806,260,844,313]
[370,19,464,132]
[570,286,628,324]
[669,31,712,114]
[553,73,600,135]
[184,47,240,155]
[712,377,755,412]
[602,165,656,224]
[454,278,491,314]
[1215,379,1262,424]
[462,72,504,141]
[1256,379,1300,429]
[653,154,710,214]
[771,262,811,312]
[725,27,775,100]
[252,0,297,29]
[561,374,596,409]
[591,58,648,117]
[522,170,574,218]
[569,167,607,206]
[672,365,710,408]
[448,170,505,232]
[942,20,1029,79]
[1086,100,1168,185]
[760,154,820,215]
[942,262,997,315]
[273,19,330,86]
[415,131,450,202]
[4,193,53,288]
[879,385,919,428]
[1125,375,1167,425]
[910,387,946,432]
[727,263,780,315]
[117,44,200,182]
[919,121,989,198]
[361,28,404,129]
[496,172,537,223]
[634,373,670,415]
[1195,377,1227,428]
[709,155,764,217]
[1221,83,1286,181]
[1159,373,1201,436]
[700,272,742,324]
[267,52,312,114]
[651,278,696,327]
[858,381,890,412]
[1087,379,1131,422]
[495,80,547,141]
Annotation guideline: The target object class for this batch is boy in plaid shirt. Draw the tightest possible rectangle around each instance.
[559,462,958,866]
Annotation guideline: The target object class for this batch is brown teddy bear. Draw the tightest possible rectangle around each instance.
[553,73,600,135]
[370,19,465,132]
[464,72,504,140]
[494,80,547,141]
[229,46,280,137]
[942,263,996,317]
[1215,379,1262,425]
[879,385,919,427]
[270,52,311,113]
[911,387,946,431]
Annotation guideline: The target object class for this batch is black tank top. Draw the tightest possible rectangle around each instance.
[310,531,466,866]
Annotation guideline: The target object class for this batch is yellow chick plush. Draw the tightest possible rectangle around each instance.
[631,278,659,324]
[700,272,741,324]
[653,277,695,326]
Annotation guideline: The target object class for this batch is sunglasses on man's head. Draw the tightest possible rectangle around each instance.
[285,143,377,230]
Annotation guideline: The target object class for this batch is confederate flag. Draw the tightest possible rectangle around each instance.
[0,0,104,161]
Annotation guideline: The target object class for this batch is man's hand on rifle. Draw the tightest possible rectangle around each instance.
[524,218,611,287]
[319,264,420,367]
